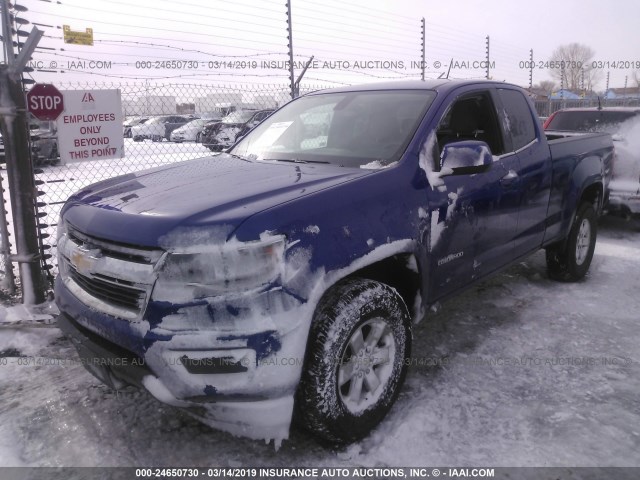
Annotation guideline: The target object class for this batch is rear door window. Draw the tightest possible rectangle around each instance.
[497,89,537,151]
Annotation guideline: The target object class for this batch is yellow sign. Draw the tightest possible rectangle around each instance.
[63,25,93,46]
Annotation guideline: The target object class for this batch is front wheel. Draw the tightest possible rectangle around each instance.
[546,202,597,282]
[296,278,411,443]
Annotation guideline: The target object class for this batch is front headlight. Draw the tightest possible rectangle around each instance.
[155,235,285,299]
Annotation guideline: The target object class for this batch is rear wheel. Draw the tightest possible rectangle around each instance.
[296,278,411,443]
[546,202,597,281]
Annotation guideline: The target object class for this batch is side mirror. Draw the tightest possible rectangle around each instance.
[440,140,493,175]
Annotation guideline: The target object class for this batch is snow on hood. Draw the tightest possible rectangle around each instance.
[360,160,398,170]
[63,155,371,246]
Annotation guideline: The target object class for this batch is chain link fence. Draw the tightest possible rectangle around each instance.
[2,80,639,291]
[533,97,639,118]
[32,81,335,284]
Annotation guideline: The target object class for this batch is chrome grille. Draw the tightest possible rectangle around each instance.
[68,267,146,312]
[60,224,163,319]
[67,227,160,265]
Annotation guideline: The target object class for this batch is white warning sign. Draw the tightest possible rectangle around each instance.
[57,89,124,164]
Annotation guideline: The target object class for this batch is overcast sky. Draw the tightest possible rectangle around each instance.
[19,0,640,91]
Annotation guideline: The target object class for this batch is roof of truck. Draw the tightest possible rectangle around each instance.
[305,79,519,96]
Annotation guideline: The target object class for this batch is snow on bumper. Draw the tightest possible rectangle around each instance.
[55,276,309,441]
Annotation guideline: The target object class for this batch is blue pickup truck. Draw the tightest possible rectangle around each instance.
[56,80,614,446]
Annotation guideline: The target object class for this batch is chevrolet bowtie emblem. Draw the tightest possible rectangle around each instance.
[70,249,97,275]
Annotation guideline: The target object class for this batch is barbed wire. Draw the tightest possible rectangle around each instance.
[28,10,288,48]
[58,0,286,34]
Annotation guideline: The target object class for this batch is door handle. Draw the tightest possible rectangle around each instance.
[500,169,518,187]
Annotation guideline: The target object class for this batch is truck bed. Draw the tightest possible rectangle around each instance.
[543,131,614,243]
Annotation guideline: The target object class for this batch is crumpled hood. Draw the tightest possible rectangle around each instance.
[62,154,371,246]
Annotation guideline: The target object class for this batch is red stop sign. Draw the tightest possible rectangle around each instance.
[27,84,65,121]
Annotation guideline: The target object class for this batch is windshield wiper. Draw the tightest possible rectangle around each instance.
[272,158,330,164]
[225,152,251,162]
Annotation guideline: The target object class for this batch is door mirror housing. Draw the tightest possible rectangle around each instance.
[440,140,493,175]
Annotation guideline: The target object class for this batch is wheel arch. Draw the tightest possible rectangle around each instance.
[312,252,422,326]
[345,253,420,320]
[580,180,603,215]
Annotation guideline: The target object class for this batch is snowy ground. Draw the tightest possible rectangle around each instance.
[0,216,639,469]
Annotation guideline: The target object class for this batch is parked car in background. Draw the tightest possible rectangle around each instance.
[170,118,211,143]
[123,117,149,138]
[200,111,227,121]
[131,115,192,142]
[29,119,59,166]
[544,107,640,219]
[543,107,640,133]
[233,109,275,141]
[200,121,223,150]
[1,119,59,167]
[201,109,259,151]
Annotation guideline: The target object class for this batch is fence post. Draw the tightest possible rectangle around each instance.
[286,0,295,99]
[421,18,425,81]
[528,49,533,89]
[0,170,15,294]
[485,36,490,79]
[0,67,48,304]
[0,0,48,304]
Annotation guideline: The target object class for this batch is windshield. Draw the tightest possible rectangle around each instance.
[231,89,436,167]
[221,110,257,124]
[546,110,639,133]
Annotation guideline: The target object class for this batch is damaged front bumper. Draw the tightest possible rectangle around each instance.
[55,277,309,443]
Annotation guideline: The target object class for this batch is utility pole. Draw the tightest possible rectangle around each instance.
[0,0,47,304]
